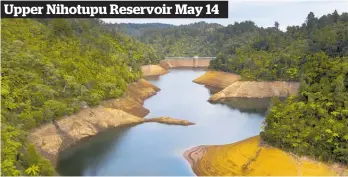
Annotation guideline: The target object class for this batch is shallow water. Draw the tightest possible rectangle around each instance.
[57,69,266,176]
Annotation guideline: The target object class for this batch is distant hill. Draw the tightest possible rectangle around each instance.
[106,21,225,56]
[106,23,175,37]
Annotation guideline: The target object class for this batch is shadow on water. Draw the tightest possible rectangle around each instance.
[215,97,271,116]
[204,86,274,116]
[56,125,135,176]
[204,85,222,95]
[143,75,160,81]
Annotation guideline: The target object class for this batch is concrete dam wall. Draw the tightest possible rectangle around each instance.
[159,58,212,69]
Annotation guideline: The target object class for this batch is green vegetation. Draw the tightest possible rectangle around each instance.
[261,53,348,164]
[107,23,174,37]
[114,22,223,56]
[210,11,348,81]
[1,19,160,175]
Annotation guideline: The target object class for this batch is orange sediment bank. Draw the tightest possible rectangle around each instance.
[193,70,241,89]
[159,59,210,69]
[184,136,347,176]
[141,65,168,77]
[209,81,300,102]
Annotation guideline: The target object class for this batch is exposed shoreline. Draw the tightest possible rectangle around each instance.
[141,65,168,77]
[183,136,347,176]
[209,81,300,101]
[192,71,300,101]
[193,70,241,89]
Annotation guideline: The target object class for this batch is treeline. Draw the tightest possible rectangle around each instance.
[107,23,174,38]
[210,11,348,81]
[1,19,160,175]
[113,21,224,57]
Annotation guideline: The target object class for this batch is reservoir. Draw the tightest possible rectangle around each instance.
[57,69,266,176]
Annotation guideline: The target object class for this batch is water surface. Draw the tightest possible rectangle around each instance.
[57,69,266,176]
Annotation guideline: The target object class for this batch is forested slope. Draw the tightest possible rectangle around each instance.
[1,19,160,175]
[107,23,174,37]
[112,22,223,57]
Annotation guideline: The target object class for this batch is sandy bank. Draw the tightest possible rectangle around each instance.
[103,79,159,117]
[159,59,210,69]
[141,65,168,77]
[184,136,347,176]
[209,81,299,102]
[193,70,241,89]
[145,117,195,126]
[29,108,143,167]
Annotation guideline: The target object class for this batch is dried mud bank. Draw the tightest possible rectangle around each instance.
[141,65,168,77]
[209,81,300,102]
[184,136,348,176]
[102,79,159,117]
[29,79,194,167]
[193,71,299,101]
[159,59,211,69]
[193,70,241,89]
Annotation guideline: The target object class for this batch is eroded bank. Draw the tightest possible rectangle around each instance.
[29,78,194,167]
[192,70,299,101]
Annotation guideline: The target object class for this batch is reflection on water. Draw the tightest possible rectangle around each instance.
[57,126,135,175]
[204,85,222,94]
[218,97,271,116]
[57,69,268,176]
[143,75,160,81]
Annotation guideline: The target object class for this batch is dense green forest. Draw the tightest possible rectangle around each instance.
[209,11,348,81]
[1,19,160,175]
[112,22,223,56]
[113,11,348,164]
[106,23,174,37]
[261,53,348,164]
[2,10,348,176]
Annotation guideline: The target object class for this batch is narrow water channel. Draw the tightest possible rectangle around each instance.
[57,69,267,176]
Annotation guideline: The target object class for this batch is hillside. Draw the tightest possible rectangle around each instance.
[110,21,224,56]
[1,19,160,176]
[106,23,174,37]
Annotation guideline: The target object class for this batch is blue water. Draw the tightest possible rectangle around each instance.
[57,69,265,176]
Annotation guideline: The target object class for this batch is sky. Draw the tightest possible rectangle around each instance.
[102,0,348,31]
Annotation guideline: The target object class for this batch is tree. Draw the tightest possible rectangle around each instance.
[274,21,280,30]
[306,12,316,30]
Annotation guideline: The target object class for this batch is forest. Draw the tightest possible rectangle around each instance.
[1,19,160,175]
[1,10,347,176]
[115,11,348,164]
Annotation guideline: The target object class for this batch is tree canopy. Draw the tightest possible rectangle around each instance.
[1,18,160,175]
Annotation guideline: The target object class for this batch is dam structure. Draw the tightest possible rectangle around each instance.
[159,56,216,68]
